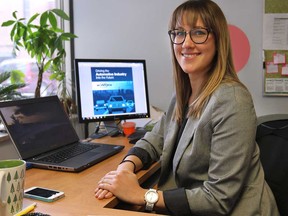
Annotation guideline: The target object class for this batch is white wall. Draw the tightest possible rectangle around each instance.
[73,0,288,117]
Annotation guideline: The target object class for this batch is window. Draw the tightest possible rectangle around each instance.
[0,0,72,98]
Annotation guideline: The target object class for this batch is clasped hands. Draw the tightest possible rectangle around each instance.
[95,168,146,205]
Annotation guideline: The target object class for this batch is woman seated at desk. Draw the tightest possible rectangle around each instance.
[95,0,279,215]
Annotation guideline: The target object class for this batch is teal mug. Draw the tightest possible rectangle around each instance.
[0,160,26,216]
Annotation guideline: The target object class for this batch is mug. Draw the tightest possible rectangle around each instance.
[0,160,26,216]
[122,122,136,136]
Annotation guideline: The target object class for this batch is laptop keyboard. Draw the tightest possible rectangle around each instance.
[39,143,100,163]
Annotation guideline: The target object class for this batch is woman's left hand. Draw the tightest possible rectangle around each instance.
[94,188,114,199]
[96,169,146,205]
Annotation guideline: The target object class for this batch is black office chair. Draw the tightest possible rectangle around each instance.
[256,114,288,216]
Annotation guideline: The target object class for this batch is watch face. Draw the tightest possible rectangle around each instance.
[146,191,158,203]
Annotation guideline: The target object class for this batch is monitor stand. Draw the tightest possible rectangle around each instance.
[84,121,122,139]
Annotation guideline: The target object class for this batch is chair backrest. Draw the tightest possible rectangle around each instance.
[256,114,288,216]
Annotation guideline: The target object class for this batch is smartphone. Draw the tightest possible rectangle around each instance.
[24,186,65,202]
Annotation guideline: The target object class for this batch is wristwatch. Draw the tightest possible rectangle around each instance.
[144,189,159,212]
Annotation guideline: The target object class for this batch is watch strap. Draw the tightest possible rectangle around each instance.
[145,202,154,211]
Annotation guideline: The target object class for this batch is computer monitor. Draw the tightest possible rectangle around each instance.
[74,59,150,137]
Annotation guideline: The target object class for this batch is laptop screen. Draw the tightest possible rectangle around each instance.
[0,96,79,159]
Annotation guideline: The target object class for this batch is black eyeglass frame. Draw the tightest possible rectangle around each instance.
[168,27,212,45]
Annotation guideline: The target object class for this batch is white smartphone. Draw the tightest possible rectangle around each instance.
[24,186,65,202]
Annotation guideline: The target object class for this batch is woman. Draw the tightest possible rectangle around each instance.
[95,0,279,215]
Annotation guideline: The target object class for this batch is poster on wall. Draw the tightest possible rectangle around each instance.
[263,51,288,96]
[263,0,288,96]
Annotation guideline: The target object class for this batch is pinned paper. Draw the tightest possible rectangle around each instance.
[273,53,286,64]
[266,61,279,73]
[281,64,288,75]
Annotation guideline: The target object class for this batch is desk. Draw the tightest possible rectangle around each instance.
[24,136,161,216]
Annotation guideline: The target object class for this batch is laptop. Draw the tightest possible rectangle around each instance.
[0,96,124,172]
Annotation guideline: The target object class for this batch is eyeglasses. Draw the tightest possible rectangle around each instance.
[168,27,212,45]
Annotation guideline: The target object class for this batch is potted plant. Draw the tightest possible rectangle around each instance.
[0,70,26,101]
[1,9,77,98]
[56,74,77,115]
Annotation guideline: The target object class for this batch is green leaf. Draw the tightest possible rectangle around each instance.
[53,38,63,53]
[28,13,39,25]
[19,22,27,29]
[0,84,25,94]
[10,24,17,40]
[16,42,23,48]
[61,32,78,39]
[1,20,15,27]
[16,25,23,39]
[18,24,26,38]
[10,70,25,84]
[0,71,11,83]
[40,11,48,26]
[44,60,52,72]
[28,23,39,29]
[48,12,57,29]
[51,9,70,20]
[52,27,64,33]
[22,27,28,40]
[12,11,18,19]
[0,71,25,101]
[49,73,57,80]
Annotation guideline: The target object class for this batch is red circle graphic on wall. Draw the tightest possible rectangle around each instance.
[228,24,250,73]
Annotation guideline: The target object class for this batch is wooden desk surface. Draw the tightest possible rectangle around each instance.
[24,136,161,216]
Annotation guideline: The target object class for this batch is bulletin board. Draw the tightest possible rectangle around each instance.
[263,0,288,96]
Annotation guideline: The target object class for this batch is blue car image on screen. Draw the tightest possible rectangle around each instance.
[94,100,107,111]
[106,95,127,114]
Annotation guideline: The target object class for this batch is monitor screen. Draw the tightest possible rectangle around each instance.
[74,59,150,123]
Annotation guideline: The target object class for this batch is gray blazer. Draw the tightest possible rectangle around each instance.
[134,83,279,215]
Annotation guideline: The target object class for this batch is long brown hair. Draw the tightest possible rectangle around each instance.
[169,0,245,123]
